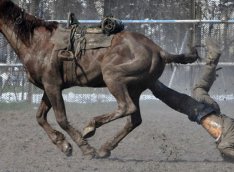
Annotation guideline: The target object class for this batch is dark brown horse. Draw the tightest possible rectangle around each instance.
[0,0,201,158]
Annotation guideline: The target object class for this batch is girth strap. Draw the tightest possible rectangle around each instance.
[63,60,77,84]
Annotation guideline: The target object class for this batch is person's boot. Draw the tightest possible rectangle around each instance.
[216,115,234,161]
[201,114,234,161]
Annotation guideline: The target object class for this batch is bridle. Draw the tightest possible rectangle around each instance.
[14,8,25,25]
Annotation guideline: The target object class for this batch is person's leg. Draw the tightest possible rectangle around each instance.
[192,39,234,160]
[150,80,215,123]
[192,39,222,140]
[192,38,221,114]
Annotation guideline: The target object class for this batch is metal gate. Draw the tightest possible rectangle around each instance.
[0,0,234,104]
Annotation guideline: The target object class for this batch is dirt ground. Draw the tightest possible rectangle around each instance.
[1,101,234,172]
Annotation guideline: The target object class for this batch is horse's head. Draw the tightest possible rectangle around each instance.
[0,0,11,32]
[0,1,8,32]
[0,0,58,47]
[0,0,5,32]
[0,0,5,5]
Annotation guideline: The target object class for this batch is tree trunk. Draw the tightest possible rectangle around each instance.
[104,0,111,16]
[30,0,40,16]
[51,0,56,20]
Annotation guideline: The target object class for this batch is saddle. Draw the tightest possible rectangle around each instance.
[58,13,124,61]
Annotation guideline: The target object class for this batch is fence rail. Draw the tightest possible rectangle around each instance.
[50,19,234,24]
[1,19,234,104]
[1,62,234,67]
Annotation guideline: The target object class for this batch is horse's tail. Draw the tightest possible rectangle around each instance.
[160,47,199,64]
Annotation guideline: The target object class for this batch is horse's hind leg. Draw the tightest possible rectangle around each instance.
[36,93,72,156]
[96,93,142,158]
[44,86,96,157]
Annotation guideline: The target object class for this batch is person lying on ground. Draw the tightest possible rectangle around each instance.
[192,38,234,161]
[150,38,234,161]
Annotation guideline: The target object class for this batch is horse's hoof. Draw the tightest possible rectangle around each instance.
[62,142,73,157]
[83,151,96,160]
[82,147,96,160]
[96,149,111,159]
[83,126,96,139]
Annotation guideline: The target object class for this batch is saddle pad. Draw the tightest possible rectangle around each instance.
[80,33,114,50]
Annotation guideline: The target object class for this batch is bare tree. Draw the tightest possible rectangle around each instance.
[30,0,40,16]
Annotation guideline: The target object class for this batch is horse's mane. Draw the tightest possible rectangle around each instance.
[0,0,58,46]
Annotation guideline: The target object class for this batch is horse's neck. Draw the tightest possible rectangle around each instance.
[1,24,29,61]
[1,22,56,66]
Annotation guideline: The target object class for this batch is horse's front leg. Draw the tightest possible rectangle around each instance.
[44,85,96,158]
[36,93,72,156]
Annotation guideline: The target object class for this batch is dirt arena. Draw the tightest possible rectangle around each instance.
[1,100,234,172]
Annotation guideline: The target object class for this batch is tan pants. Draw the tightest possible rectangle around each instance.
[192,38,221,114]
[192,64,220,114]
